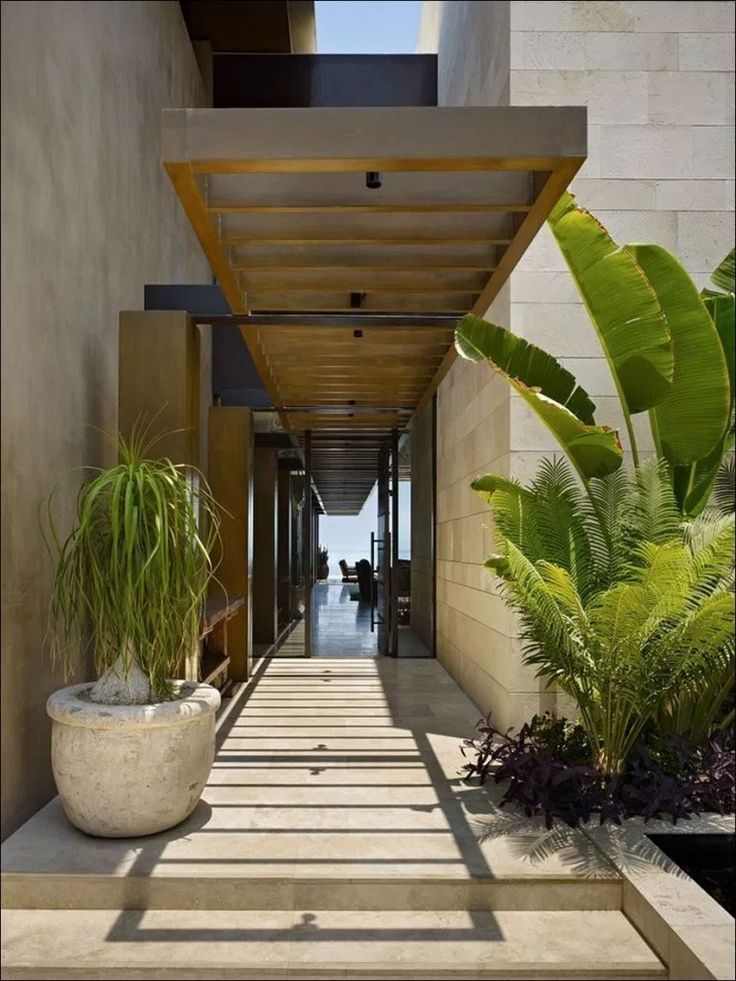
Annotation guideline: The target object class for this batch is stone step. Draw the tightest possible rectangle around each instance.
[1,908,667,980]
[1,870,621,912]
[1,799,622,912]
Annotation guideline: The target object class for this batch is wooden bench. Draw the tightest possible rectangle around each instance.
[200,595,245,688]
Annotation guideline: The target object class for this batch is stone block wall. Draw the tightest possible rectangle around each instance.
[421,0,735,729]
[509,0,735,482]
[1,0,210,839]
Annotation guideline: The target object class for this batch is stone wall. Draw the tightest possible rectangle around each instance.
[508,0,735,484]
[1,0,210,839]
[422,0,735,729]
[409,400,435,653]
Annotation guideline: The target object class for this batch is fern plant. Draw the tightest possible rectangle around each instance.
[480,460,735,773]
[44,428,221,702]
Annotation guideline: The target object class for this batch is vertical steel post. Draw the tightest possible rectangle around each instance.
[390,427,399,658]
[303,430,312,658]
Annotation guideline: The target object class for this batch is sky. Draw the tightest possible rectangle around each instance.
[319,482,412,578]
[315,1,423,54]
[312,2,421,573]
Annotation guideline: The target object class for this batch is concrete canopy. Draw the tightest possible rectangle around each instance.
[162,106,586,513]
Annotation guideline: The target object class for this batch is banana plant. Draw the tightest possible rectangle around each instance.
[455,316,623,483]
[673,249,735,515]
[456,193,733,516]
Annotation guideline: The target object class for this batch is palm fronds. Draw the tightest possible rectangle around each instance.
[44,428,221,700]
[476,458,735,771]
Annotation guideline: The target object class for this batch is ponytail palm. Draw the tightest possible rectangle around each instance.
[45,430,221,701]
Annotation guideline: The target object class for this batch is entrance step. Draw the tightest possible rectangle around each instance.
[1,800,621,912]
[1,908,667,980]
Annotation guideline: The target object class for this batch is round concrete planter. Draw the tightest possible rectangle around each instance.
[46,681,221,838]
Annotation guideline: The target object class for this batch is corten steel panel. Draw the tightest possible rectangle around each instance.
[118,311,201,466]
[252,447,279,645]
[208,407,254,681]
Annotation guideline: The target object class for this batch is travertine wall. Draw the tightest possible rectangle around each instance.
[509,0,735,484]
[1,1,209,839]
[422,0,735,729]
[409,400,435,653]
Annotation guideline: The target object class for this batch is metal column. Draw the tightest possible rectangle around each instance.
[390,427,399,658]
[303,430,312,658]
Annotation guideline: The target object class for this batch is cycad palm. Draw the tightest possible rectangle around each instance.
[480,459,735,773]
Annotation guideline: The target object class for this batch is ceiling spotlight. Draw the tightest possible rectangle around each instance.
[353,329,363,338]
[366,171,382,189]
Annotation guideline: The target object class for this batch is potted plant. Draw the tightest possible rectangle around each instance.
[44,430,222,838]
[317,546,329,580]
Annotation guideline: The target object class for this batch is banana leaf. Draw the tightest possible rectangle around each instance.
[627,245,730,466]
[456,315,622,480]
[548,192,673,414]
[710,247,735,294]
[673,250,735,515]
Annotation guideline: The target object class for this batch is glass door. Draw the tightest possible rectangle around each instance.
[371,444,391,655]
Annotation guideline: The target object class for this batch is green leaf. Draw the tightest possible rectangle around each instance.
[703,293,735,400]
[711,248,735,294]
[471,473,531,504]
[674,435,731,518]
[456,315,623,480]
[548,192,674,414]
[455,314,596,423]
[627,245,731,466]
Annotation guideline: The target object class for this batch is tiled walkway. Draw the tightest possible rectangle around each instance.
[3,658,619,891]
[1,659,665,978]
[311,582,376,656]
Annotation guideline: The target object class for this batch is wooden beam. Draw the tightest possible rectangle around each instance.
[224,237,513,246]
[163,164,245,313]
[209,203,531,215]
[233,263,496,272]
[415,160,585,413]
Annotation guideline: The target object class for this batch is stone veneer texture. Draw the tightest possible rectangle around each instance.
[421,0,735,729]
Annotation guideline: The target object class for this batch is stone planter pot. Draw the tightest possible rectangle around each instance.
[46,681,221,838]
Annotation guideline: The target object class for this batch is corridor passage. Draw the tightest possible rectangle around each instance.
[311,582,375,656]
[3,658,662,978]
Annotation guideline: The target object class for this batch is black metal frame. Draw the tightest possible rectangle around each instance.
[302,430,312,658]
[390,427,400,658]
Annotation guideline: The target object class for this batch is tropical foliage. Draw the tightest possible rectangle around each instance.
[477,459,735,775]
[458,196,735,819]
[462,711,735,828]
[44,428,220,701]
[456,193,734,517]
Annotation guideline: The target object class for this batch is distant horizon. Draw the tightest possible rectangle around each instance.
[319,481,411,575]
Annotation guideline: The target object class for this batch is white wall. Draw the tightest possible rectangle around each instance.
[425,0,735,729]
[1,0,210,838]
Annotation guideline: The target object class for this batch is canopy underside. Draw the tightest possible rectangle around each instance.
[163,106,586,513]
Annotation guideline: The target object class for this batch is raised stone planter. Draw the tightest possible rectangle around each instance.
[46,681,221,838]
[584,815,735,980]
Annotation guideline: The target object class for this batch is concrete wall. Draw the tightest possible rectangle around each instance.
[424,0,735,730]
[1,1,209,839]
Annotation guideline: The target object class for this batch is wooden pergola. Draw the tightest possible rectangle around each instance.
[163,106,586,513]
